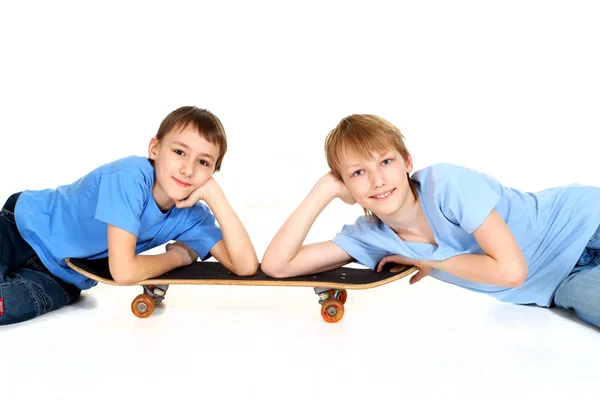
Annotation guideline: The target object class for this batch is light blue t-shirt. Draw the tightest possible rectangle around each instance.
[15,156,223,290]
[331,163,600,307]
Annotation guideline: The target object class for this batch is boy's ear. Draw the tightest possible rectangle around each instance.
[148,137,159,160]
[405,153,413,173]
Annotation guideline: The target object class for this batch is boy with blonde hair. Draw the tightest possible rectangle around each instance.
[262,114,600,329]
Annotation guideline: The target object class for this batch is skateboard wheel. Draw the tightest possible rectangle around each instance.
[339,289,347,305]
[131,294,155,318]
[320,298,344,323]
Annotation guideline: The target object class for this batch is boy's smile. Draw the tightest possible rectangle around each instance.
[370,188,396,200]
[172,177,191,188]
[148,124,220,210]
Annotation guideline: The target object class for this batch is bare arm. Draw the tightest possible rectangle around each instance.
[107,225,191,284]
[200,179,258,276]
[423,210,528,287]
[261,173,355,278]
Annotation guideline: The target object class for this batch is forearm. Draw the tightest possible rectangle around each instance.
[424,254,527,287]
[111,251,185,284]
[262,182,335,266]
[204,186,258,273]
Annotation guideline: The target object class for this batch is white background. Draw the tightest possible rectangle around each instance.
[2,1,600,399]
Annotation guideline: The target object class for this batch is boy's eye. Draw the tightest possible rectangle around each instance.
[382,159,392,165]
[174,149,184,156]
[198,160,210,167]
[353,170,364,177]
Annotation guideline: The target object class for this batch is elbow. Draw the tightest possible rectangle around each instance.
[109,262,139,285]
[503,262,528,288]
[233,256,259,277]
[506,275,527,288]
[112,271,139,285]
[235,263,259,277]
[260,258,290,279]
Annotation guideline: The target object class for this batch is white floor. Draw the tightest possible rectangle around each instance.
[2,257,600,400]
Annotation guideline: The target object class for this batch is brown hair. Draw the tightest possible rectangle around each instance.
[155,106,228,171]
[325,114,418,219]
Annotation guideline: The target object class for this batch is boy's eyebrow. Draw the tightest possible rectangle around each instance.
[345,162,365,169]
[172,141,215,160]
[173,140,190,149]
[199,153,216,161]
[344,153,394,170]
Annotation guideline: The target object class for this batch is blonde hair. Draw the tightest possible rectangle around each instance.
[325,114,417,220]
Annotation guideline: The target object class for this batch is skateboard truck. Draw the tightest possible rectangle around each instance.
[145,284,169,298]
[314,287,347,323]
[131,284,170,318]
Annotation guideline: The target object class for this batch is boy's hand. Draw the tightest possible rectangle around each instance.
[175,177,220,208]
[318,172,356,205]
[377,254,431,285]
[166,241,199,266]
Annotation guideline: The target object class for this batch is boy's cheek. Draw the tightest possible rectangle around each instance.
[198,173,214,186]
[347,187,361,199]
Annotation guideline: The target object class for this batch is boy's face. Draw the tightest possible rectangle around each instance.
[339,148,413,217]
[148,124,220,210]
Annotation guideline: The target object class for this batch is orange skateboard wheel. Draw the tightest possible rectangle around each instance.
[321,298,344,323]
[131,294,155,318]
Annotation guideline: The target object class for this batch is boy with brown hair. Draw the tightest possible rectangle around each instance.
[0,106,258,325]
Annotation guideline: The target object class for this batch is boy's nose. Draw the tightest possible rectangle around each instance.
[180,162,194,177]
[371,170,385,187]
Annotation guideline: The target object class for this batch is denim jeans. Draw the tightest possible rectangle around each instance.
[0,192,81,325]
[553,224,600,329]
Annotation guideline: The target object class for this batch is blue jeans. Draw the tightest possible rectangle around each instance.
[0,192,81,325]
[553,224,600,329]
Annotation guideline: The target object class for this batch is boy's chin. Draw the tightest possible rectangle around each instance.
[166,191,193,203]
[368,204,399,217]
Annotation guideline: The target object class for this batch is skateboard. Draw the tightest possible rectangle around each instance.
[65,257,416,323]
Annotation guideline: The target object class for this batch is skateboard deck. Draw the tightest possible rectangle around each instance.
[65,257,416,322]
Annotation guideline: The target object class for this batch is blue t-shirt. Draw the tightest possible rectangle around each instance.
[15,156,223,290]
[331,163,600,307]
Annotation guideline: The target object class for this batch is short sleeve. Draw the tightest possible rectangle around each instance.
[94,171,146,236]
[173,203,223,261]
[438,166,500,233]
[330,218,389,270]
